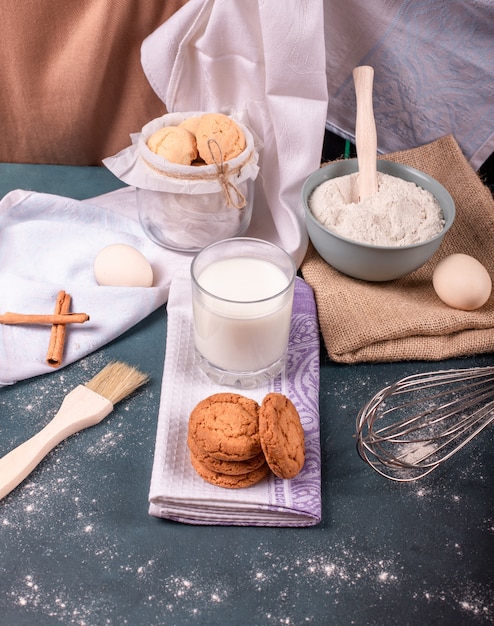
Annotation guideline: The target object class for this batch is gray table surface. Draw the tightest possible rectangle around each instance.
[0,164,493,626]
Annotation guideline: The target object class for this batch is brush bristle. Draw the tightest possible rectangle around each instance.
[85,361,149,404]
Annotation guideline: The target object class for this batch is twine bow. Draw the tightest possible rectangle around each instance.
[207,139,246,210]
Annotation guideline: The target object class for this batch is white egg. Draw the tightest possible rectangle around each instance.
[432,253,491,311]
[94,244,154,287]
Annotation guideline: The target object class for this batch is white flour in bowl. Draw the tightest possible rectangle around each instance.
[309,171,444,246]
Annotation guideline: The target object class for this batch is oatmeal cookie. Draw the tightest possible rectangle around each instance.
[190,452,269,489]
[146,125,197,165]
[195,113,246,164]
[188,392,261,461]
[188,435,266,476]
[259,393,305,479]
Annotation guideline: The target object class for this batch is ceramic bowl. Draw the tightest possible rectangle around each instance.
[302,159,455,281]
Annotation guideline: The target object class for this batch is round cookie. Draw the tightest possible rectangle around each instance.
[188,393,260,461]
[188,435,266,476]
[195,113,246,164]
[259,393,305,479]
[178,115,201,135]
[146,125,198,165]
[190,452,269,489]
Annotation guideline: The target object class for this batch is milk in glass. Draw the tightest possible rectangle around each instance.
[193,256,293,373]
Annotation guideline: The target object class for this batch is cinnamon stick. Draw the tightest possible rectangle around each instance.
[0,312,89,325]
[46,291,72,368]
[0,291,89,368]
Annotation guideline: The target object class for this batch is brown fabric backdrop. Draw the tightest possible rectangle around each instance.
[301,135,494,364]
[0,1,187,165]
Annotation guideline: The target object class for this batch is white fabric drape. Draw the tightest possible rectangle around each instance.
[141,0,329,267]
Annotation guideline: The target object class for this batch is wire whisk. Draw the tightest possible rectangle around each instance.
[356,366,494,481]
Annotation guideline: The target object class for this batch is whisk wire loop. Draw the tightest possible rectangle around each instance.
[356,366,494,481]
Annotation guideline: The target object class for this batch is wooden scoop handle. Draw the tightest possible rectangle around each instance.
[353,65,378,200]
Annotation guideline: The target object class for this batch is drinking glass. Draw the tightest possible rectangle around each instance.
[191,237,296,388]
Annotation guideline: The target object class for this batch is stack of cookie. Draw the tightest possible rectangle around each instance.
[146,112,246,166]
[187,392,305,489]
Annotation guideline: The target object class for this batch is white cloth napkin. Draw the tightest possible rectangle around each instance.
[140,0,328,268]
[148,270,321,526]
[0,188,187,386]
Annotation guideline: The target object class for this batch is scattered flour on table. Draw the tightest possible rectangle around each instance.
[250,537,494,625]
[2,358,493,625]
[309,171,445,246]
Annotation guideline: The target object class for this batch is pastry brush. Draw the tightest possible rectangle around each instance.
[0,361,148,500]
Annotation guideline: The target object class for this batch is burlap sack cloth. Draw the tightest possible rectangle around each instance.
[300,135,494,363]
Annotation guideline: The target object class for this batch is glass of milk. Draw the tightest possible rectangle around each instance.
[191,237,296,388]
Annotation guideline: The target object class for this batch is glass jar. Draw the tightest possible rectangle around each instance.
[103,111,260,253]
[137,178,253,252]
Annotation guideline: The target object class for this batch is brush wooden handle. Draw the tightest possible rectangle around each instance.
[0,386,113,501]
[353,65,378,200]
